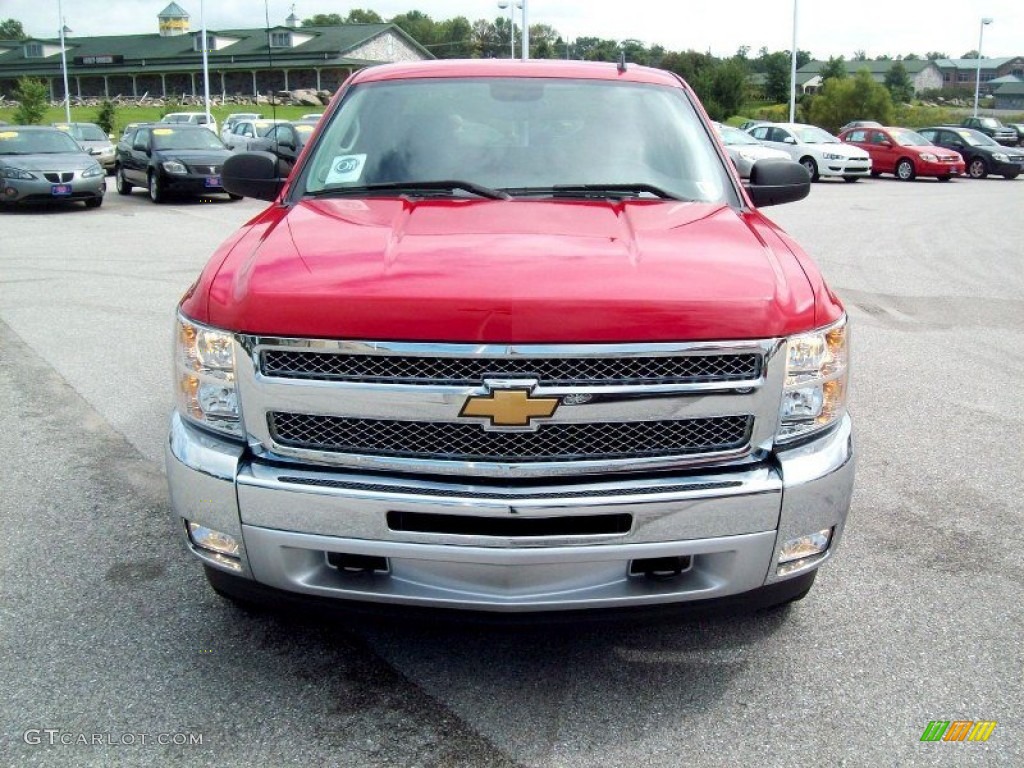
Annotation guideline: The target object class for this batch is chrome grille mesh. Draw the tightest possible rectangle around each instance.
[261,351,761,385]
[268,413,752,463]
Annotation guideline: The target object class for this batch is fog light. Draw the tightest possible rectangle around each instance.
[187,521,241,558]
[777,528,832,575]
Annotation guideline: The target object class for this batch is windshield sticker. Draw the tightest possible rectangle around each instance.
[325,154,367,184]
[957,131,971,138]
[55,124,71,131]
[153,128,174,136]
[295,125,314,133]
[0,131,18,139]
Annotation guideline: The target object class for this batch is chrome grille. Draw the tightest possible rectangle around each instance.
[261,351,761,385]
[268,413,753,463]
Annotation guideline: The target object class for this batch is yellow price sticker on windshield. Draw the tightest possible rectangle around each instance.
[0,131,18,139]
[153,128,174,135]
[296,125,314,133]
[55,124,71,131]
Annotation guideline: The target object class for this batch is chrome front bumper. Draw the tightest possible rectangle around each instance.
[166,413,854,612]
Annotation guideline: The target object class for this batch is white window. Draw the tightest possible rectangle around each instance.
[269,32,290,48]
[24,43,43,58]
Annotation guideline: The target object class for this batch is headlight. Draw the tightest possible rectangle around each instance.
[162,160,188,175]
[992,153,1009,162]
[919,153,937,162]
[777,316,849,444]
[1,166,36,180]
[821,152,844,160]
[82,164,105,178]
[737,150,758,163]
[174,314,243,438]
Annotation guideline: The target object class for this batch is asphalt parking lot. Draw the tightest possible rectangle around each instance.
[1,175,1022,767]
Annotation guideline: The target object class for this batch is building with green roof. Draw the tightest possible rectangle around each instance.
[797,58,943,95]
[933,57,1024,94]
[0,3,432,102]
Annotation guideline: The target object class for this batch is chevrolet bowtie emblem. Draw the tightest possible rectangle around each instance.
[460,386,559,428]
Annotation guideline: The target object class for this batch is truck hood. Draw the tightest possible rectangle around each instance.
[203,198,817,342]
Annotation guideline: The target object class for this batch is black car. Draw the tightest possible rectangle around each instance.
[1007,123,1024,147]
[959,116,1018,146]
[247,120,319,175]
[917,126,1024,179]
[115,124,239,202]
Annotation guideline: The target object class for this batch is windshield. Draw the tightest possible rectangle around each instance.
[891,129,930,147]
[978,118,1000,129]
[718,125,760,146]
[794,125,840,144]
[55,123,107,141]
[0,129,83,155]
[151,127,225,150]
[957,129,997,147]
[298,78,731,202]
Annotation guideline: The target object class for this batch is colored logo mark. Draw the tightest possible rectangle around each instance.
[920,721,997,742]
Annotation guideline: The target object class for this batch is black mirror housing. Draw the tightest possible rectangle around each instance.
[745,158,811,207]
[223,151,288,202]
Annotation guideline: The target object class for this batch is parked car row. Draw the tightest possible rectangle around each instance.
[726,120,1024,182]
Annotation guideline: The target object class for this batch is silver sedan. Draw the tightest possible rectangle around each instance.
[0,126,106,207]
[714,123,790,178]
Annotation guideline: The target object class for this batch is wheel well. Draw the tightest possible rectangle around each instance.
[799,155,816,166]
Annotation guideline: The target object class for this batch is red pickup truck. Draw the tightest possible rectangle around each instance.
[167,60,853,614]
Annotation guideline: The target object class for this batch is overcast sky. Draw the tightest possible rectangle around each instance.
[7,0,1023,60]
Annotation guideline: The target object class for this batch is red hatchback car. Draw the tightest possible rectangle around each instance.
[839,126,965,181]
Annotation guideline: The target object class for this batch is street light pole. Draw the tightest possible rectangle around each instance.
[789,0,798,123]
[57,0,71,123]
[973,17,994,117]
[497,1,520,58]
[201,0,212,129]
[521,0,529,60]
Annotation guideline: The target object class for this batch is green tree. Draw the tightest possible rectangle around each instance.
[820,55,847,83]
[13,77,48,124]
[852,49,868,61]
[696,58,748,121]
[301,13,344,26]
[884,61,914,104]
[391,11,439,50]
[434,16,474,58]
[961,49,979,59]
[0,18,27,40]
[345,9,383,24]
[925,51,948,60]
[763,52,791,103]
[96,100,117,135]
[808,69,893,134]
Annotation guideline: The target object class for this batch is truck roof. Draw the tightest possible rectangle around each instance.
[350,58,683,88]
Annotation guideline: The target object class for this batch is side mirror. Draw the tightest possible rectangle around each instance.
[783,136,797,145]
[133,142,147,152]
[223,151,288,202]
[745,159,811,207]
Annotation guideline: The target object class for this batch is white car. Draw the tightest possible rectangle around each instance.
[220,112,263,142]
[713,123,790,179]
[223,118,289,151]
[747,122,871,182]
[161,112,218,135]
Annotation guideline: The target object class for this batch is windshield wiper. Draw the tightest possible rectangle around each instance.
[504,183,684,200]
[307,180,510,200]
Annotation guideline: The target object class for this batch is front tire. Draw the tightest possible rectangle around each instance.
[148,171,165,203]
[115,165,132,195]
[842,176,860,183]
[1003,171,1019,180]
[895,158,916,181]
[800,156,819,182]
[968,157,988,179]
[84,196,103,208]
[227,192,243,201]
